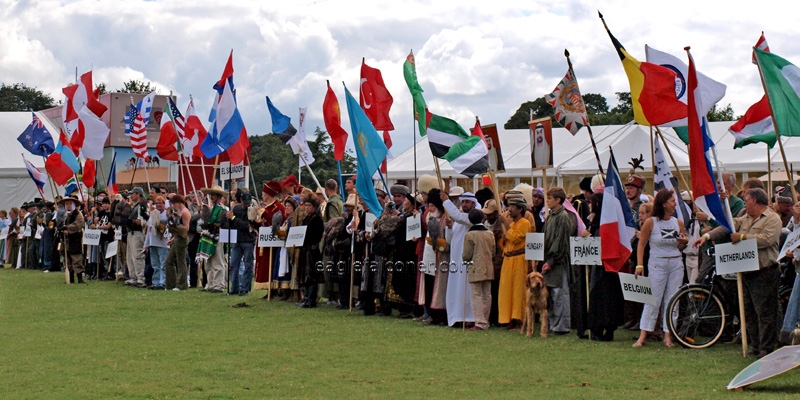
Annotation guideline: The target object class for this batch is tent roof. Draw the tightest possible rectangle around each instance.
[387,121,794,180]
[0,111,60,173]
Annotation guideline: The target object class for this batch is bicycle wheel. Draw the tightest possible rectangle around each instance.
[667,286,726,349]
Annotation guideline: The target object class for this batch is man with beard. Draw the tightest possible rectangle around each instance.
[497,197,529,329]
[483,199,508,326]
[165,195,192,291]
[59,195,85,283]
[441,189,480,327]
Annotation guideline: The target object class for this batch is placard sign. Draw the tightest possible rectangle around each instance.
[365,213,376,233]
[105,240,118,259]
[219,161,245,180]
[569,236,601,265]
[258,226,286,248]
[285,226,307,248]
[715,239,759,275]
[115,227,122,241]
[83,229,102,246]
[406,214,422,241]
[618,273,657,306]
[525,233,544,261]
[219,228,238,244]
[778,228,800,260]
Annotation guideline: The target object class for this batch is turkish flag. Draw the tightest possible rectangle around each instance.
[360,60,394,131]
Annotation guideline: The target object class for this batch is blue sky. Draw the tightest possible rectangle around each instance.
[3,0,799,157]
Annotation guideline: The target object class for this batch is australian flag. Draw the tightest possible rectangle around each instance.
[17,112,55,157]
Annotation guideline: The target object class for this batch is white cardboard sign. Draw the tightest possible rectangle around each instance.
[258,226,286,248]
[105,240,118,259]
[365,213,376,233]
[219,228,238,244]
[715,239,759,275]
[285,226,307,248]
[569,236,602,265]
[83,229,102,246]
[778,228,800,260]
[219,161,245,180]
[406,214,422,241]
[618,273,657,306]
[114,227,122,241]
[525,232,544,261]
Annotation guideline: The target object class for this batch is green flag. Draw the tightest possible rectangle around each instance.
[755,48,800,137]
[403,50,427,136]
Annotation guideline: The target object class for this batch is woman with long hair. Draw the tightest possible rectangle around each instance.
[633,189,687,348]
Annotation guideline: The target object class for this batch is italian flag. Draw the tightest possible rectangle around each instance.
[424,110,488,178]
[755,48,800,138]
[728,95,776,149]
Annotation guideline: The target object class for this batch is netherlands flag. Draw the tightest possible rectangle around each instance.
[599,153,636,272]
[687,48,733,233]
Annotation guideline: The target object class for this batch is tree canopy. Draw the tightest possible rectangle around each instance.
[117,80,157,94]
[0,82,56,111]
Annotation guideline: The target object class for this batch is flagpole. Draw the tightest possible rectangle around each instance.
[649,126,657,183]
[565,49,604,177]
[177,153,188,195]
[349,191,359,312]
[300,153,328,201]
[246,152,257,191]
[143,159,152,192]
[754,47,798,202]
[767,147,772,205]
[97,160,107,192]
[412,101,418,194]
[212,155,220,187]
[337,161,345,200]
[183,154,199,198]
[40,155,58,200]
[654,127,691,193]
[200,157,209,189]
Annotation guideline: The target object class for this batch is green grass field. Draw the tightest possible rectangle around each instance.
[1,267,798,399]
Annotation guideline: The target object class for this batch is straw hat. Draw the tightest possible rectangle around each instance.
[201,185,227,197]
[344,194,358,207]
[418,174,442,194]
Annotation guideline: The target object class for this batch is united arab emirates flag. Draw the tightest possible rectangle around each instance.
[426,110,488,178]
[755,48,800,137]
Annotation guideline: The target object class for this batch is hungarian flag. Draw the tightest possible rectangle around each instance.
[425,110,488,178]
[322,81,349,161]
[729,96,776,149]
[754,48,800,138]
[545,69,589,135]
[183,98,207,161]
[599,153,636,272]
[601,16,687,126]
[403,51,428,136]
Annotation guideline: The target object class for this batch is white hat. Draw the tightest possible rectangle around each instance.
[449,186,464,197]
[511,183,533,207]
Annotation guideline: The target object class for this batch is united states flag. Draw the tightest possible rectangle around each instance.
[168,97,185,139]
[124,104,138,135]
[130,93,155,159]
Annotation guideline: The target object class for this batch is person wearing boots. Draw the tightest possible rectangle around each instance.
[60,195,85,283]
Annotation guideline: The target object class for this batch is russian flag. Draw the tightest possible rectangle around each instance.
[599,153,636,272]
[687,48,732,233]
[23,156,46,194]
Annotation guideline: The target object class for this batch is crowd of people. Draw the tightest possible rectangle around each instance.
[2,170,799,357]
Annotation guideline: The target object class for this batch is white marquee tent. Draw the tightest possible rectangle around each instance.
[0,112,60,211]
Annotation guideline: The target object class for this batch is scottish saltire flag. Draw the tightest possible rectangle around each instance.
[599,152,637,272]
[344,85,388,217]
[107,151,119,195]
[653,137,691,228]
[687,49,732,232]
[18,112,55,157]
[23,155,46,194]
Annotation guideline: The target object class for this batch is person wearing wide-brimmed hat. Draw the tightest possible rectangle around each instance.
[254,181,286,294]
[197,185,228,293]
[125,187,149,288]
[59,195,86,283]
[20,200,39,269]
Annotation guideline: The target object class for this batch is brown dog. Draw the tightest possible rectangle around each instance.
[520,271,549,338]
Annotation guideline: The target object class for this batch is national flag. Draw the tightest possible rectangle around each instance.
[545,69,589,135]
[201,51,244,159]
[157,101,181,161]
[23,155,46,195]
[131,92,156,159]
[226,127,249,166]
[78,105,110,160]
[17,112,56,157]
[64,176,78,196]
[600,15,687,126]
[61,71,93,134]
[293,107,315,167]
[752,32,770,64]
[45,131,80,186]
[183,98,207,161]
[403,50,428,136]
[322,81,349,161]
[425,109,470,157]
[754,48,800,138]
[107,151,119,195]
[56,130,80,173]
[729,96,776,149]
[344,85,388,217]
[645,45,727,128]
[209,51,235,123]
[82,158,96,187]
[360,60,394,131]
[687,49,732,232]
[599,153,636,272]
[471,118,487,144]
[380,130,392,174]
[266,96,298,144]
[442,135,489,178]
[124,104,138,136]
[653,137,691,228]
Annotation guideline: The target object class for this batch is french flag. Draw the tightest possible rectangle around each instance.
[599,153,636,272]
[687,48,733,232]
[23,156,46,195]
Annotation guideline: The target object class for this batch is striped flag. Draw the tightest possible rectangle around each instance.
[157,97,184,161]
[131,92,156,159]
[752,32,770,64]
[425,110,488,178]
[425,110,469,157]
[599,153,636,272]
[653,137,691,228]
[729,96,776,149]
[107,151,118,195]
[23,155,46,196]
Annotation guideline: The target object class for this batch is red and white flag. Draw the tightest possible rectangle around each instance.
[131,92,156,159]
[752,31,770,64]
[599,155,636,272]
[183,98,207,162]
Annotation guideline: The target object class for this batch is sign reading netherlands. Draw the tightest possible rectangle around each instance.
[715,239,759,275]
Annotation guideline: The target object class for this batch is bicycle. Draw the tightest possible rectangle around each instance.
[666,267,737,349]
